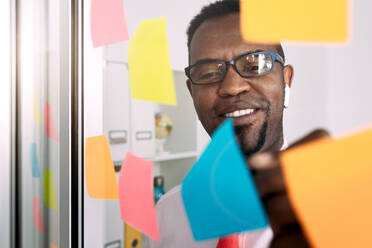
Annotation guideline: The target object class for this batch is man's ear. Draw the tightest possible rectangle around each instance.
[283,64,294,87]
[186,79,193,97]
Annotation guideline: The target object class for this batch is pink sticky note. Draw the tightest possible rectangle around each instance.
[90,0,129,47]
[44,102,59,142]
[119,152,160,241]
[32,196,45,233]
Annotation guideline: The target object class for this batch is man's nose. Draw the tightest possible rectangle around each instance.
[218,65,251,97]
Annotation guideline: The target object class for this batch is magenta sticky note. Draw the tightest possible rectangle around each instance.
[32,196,45,233]
[119,152,160,241]
[90,0,129,47]
[44,102,59,142]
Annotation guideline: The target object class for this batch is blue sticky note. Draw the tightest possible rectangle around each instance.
[30,143,40,178]
[181,119,268,241]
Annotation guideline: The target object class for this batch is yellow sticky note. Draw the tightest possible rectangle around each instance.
[128,17,177,105]
[124,224,142,248]
[85,135,119,199]
[281,127,372,247]
[43,169,58,210]
[33,94,42,125]
[240,0,349,43]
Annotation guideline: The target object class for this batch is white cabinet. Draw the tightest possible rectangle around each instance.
[103,44,200,191]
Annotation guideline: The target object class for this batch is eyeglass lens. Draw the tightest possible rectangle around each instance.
[189,52,274,84]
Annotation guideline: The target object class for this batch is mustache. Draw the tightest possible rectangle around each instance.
[214,94,271,116]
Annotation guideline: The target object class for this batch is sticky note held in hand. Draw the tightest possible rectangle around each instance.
[281,127,372,247]
[182,119,268,241]
[240,0,349,43]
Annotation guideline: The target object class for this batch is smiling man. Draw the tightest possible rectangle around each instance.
[147,1,327,247]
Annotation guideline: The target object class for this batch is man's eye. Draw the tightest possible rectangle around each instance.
[242,64,259,72]
[199,71,220,80]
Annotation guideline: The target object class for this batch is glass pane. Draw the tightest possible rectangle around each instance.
[83,1,200,247]
[17,0,70,247]
[0,0,11,247]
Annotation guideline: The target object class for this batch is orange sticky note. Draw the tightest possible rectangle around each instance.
[50,244,57,248]
[240,0,349,43]
[119,152,160,241]
[32,196,45,233]
[281,128,372,247]
[44,102,59,142]
[90,0,129,47]
[85,135,119,199]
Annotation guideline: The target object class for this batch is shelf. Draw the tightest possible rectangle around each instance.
[150,151,198,162]
[113,151,198,172]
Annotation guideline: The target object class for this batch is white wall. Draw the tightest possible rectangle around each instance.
[284,0,372,142]
[283,45,328,143]
[103,0,213,71]
[0,0,11,246]
[326,0,372,136]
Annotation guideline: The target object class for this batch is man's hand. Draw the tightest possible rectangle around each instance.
[247,129,330,248]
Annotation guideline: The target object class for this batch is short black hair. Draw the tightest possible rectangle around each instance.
[186,0,285,63]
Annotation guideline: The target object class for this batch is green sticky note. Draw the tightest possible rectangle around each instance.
[43,169,58,210]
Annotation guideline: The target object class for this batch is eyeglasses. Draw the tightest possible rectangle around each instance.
[185,51,284,85]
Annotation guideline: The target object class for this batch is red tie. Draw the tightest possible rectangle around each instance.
[217,234,239,248]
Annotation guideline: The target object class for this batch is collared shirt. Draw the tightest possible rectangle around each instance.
[146,140,288,248]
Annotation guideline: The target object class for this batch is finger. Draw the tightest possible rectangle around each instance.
[253,166,285,197]
[270,227,310,248]
[263,193,298,234]
[288,129,331,150]
[247,151,280,171]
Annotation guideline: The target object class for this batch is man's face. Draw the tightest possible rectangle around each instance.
[187,13,293,155]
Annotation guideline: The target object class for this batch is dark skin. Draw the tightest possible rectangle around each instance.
[186,13,330,247]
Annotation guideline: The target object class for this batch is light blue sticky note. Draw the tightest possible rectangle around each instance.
[30,143,40,178]
[181,119,268,241]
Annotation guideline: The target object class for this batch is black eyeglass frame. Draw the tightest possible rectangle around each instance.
[184,51,285,85]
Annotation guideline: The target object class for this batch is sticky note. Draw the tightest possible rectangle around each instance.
[181,119,268,241]
[44,102,59,142]
[119,152,160,241]
[33,94,42,125]
[30,143,40,178]
[281,127,372,247]
[124,224,142,248]
[50,244,57,248]
[32,196,45,233]
[85,135,119,199]
[43,169,58,210]
[240,0,348,43]
[128,17,177,105]
[217,234,239,248]
[90,0,129,47]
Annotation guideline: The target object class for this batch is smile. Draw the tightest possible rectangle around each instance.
[225,108,256,118]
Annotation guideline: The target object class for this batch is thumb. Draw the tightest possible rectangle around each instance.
[287,129,331,150]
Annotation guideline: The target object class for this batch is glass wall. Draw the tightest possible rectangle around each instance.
[16,0,70,247]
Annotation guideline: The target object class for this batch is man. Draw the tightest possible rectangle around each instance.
[148,0,328,247]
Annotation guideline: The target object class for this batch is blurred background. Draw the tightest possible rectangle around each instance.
[1,0,372,247]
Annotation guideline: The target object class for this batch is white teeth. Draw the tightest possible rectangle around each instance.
[225,108,255,118]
